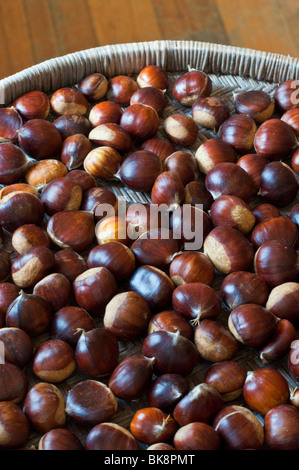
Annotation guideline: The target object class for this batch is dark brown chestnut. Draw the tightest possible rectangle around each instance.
[221,271,269,310]
[0,191,45,233]
[0,363,28,403]
[234,90,275,123]
[50,87,89,115]
[151,171,185,210]
[147,373,190,413]
[87,242,135,281]
[204,361,247,402]
[38,428,83,450]
[11,246,55,289]
[40,177,83,216]
[195,137,237,175]
[254,118,297,161]
[260,318,296,363]
[0,401,30,449]
[140,136,175,162]
[237,153,269,193]
[89,100,123,127]
[291,147,299,173]
[264,404,299,450]
[51,306,96,345]
[65,169,97,193]
[11,224,51,256]
[130,86,165,116]
[251,216,298,249]
[281,107,299,136]
[0,107,23,143]
[274,79,299,112]
[47,210,95,252]
[118,149,162,192]
[60,133,92,170]
[85,422,140,450]
[148,310,194,340]
[173,422,221,450]
[130,407,177,445]
[0,142,28,185]
[120,103,160,142]
[194,319,239,362]
[18,118,62,160]
[0,249,11,283]
[266,282,299,323]
[32,339,76,383]
[192,96,230,130]
[169,251,215,287]
[53,248,87,283]
[184,180,214,212]
[12,90,50,120]
[172,69,212,105]
[129,265,174,310]
[0,327,33,369]
[164,151,199,186]
[81,186,118,222]
[107,75,138,106]
[33,273,71,312]
[259,161,298,208]
[163,113,198,146]
[210,194,255,234]
[137,65,169,90]
[219,114,257,154]
[252,203,281,224]
[78,72,108,101]
[53,114,91,140]
[0,283,20,327]
[205,162,254,203]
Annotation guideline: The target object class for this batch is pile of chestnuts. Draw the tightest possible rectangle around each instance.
[0,63,298,451]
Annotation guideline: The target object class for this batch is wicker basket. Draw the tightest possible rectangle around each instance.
[0,40,298,450]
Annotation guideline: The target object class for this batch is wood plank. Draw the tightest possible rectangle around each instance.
[279,0,299,58]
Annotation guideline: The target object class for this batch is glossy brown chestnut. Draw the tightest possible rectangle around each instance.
[173,422,221,450]
[228,303,278,348]
[140,136,175,162]
[0,401,30,449]
[234,90,275,123]
[281,107,299,136]
[142,330,198,376]
[25,159,68,190]
[194,319,239,362]
[163,113,198,146]
[169,251,215,287]
[237,153,269,193]
[95,216,130,246]
[184,180,214,212]
[13,90,50,120]
[12,224,51,256]
[89,100,123,127]
[0,142,28,185]
[53,248,87,283]
[38,428,83,451]
[259,161,298,208]
[40,177,83,216]
[137,65,169,90]
[219,114,257,154]
[213,405,264,450]
[243,368,290,415]
[87,242,135,281]
[147,373,190,413]
[118,149,162,192]
[84,146,123,180]
[75,327,119,377]
[291,147,299,172]
[81,186,118,222]
[151,170,185,209]
[204,361,247,402]
[164,151,198,186]
[51,306,96,345]
[0,183,38,200]
[66,380,117,426]
[205,162,254,203]
[50,87,89,115]
[148,310,194,340]
[172,282,221,325]
[0,327,33,368]
[203,226,255,274]
[85,422,140,450]
[172,69,212,105]
[73,267,118,316]
[264,404,299,450]
[260,319,296,363]
[0,283,20,327]
[47,210,95,252]
[0,107,23,143]
[210,195,255,234]
[192,96,230,130]
[53,113,91,140]
[251,216,298,249]
[274,79,299,112]
[0,191,45,233]
[130,86,165,116]
[65,169,97,193]
[266,282,299,323]
[129,265,174,310]
[18,118,62,159]
[130,407,177,445]
[23,382,66,433]
[60,133,92,170]
[88,123,132,153]
[78,72,108,101]
[0,363,28,403]
[254,118,297,161]
[195,137,237,175]
[104,291,151,341]
[11,246,55,289]
[0,249,11,283]
[33,273,71,312]
[32,339,76,382]
[107,75,138,106]
[252,203,281,224]
[109,355,155,400]
[120,103,160,141]
[221,271,269,310]
[125,202,164,238]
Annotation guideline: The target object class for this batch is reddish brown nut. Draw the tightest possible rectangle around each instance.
[266,282,299,323]
[23,382,66,434]
[130,407,177,445]
[89,123,132,153]
[192,96,230,130]
[60,133,92,170]
[107,75,138,106]
[169,251,215,287]
[260,319,296,363]
[53,114,91,140]
[194,319,239,362]
[0,142,29,185]
[118,150,162,192]
[219,114,257,154]
[50,87,89,115]
[195,138,237,175]
[0,107,23,143]
[164,151,199,186]
[66,380,117,426]
[281,107,299,136]
[151,171,185,210]
[12,224,51,256]
[259,161,298,208]
[103,291,151,341]
[33,273,71,312]
[78,72,108,101]
[274,79,299,112]
[81,186,118,222]
[170,204,213,249]
[210,195,255,234]
[0,191,45,233]
[85,422,140,450]
[237,153,269,193]
[163,113,198,146]
[32,339,76,383]
[13,90,50,120]
[0,183,38,200]
[0,363,28,403]
[174,422,221,450]
[147,373,190,413]
[0,327,33,368]
[213,405,264,450]
[129,265,174,310]
[73,267,118,316]
[137,65,169,90]
[47,210,95,252]
[148,310,194,340]
[0,401,30,449]
[89,101,123,127]
[254,118,297,161]
[11,246,55,289]
[40,177,83,216]
[25,159,68,190]
[0,249,11,283]
[109,355,155,400]
[291,147,299,173]
[172,69,212,105]
[75,328,119,377]
[204,361,247,402]
[147,443,175,450]
[53,248,87,283]
[38,428,83,450]
[84,146,123,180]
[18,118,62,160]
[0,283,20,327]
[184,180,214,212]
[234,90,275,123]
[243,368,290,415]
[120,103,160,142]
[173,383,223,426]
[51,306,96,345]
[251,216,298,249]
[221,271,269,310]
[95,216,130,246]
[125,202,163,238]
[140,136,175,162]
[87,242,135,281]
[205,162,254,203]
[264,404,299,450]
[130,86,166,116]
[252,203,281,224]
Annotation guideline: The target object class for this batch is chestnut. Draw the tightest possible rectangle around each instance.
[184,180,214,212]
[130,407,177,445]
[281,107,299,136]
[195,137,237,175]
[118,149,162,192]
[164,151,199,186]
[109,355,155,400]
[120,103,160,141]
[73,267,118,316]
[0,182,38,200]
[266,282,299,323]
[0,327,33,369]
[125,202,163,238]
[51,306,96,345]
[260,319,296,363]
[172,282,221,325]
[89,100,123,127]
[204,361,247,402]
[0,283,20,327]
[103,291,151,341]
[87,242,135,281]
[38,428,83,451]
[234,90,275,123]
[0,191,45,233]
[95,216,130,246]
[0,107,23,143]
[53,248,87,283]
[0,401,30,449]
[259,161,298,208]
[88,123,132,153]
[173,383,223,426]
[84,146,123,180]
[254,118,297,161]
[147,443,175,450]
[78,72,108,101]
[50,87,89,115]
[140,136,175,162]
[18,118,62,159]
[25,159,68,190]
[151,170,185,209]
[173,422,221,450]
[205,162,254,203]
[60,133,92,170]
[252,203,281,224]
[47,210,95,252]
[23,382,66,434]
[53,114,91,140]
[129,265,174,310]
[172,69,212,105]
[219,114,257,154]
[204,226,254,275]
[192,96,230,130]
[65,169,97,193]
[85,422,140,450]
[210,194,255,234]
[0,249,11,283]
[291,147,299,173]
[32,338,76,383]
[81,186,118,222]
[0,363,28,403]
[194,319,239,362]
[147,373,190,413]
[11,246,55,289]
[142,330,198,376]
[213,405,264,450]
[228,303,278,348]
[130,86,165,116]
[12,90,50,120]
[254,240,298,287]
[243,368,290,415]
[274,79,299,112]
[148,310,194,340]
[137,65,169,90]
[237,153,269,193]
[40,177,83,216]
[0,142,28,185]
[66,380,117,426]
[11,224,51,256]
[251,216,298,249]
[33,273,71,312]
[169,251,215,287]
[221,270,269,310]
[107,75,138,106]
[163,113,198,146]
[75,328,119,377]
[264,404,299,450]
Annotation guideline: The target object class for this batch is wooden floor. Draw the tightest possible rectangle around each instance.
[0,0,298,79]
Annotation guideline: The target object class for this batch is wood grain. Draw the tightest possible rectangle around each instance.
[0,0,298,79]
